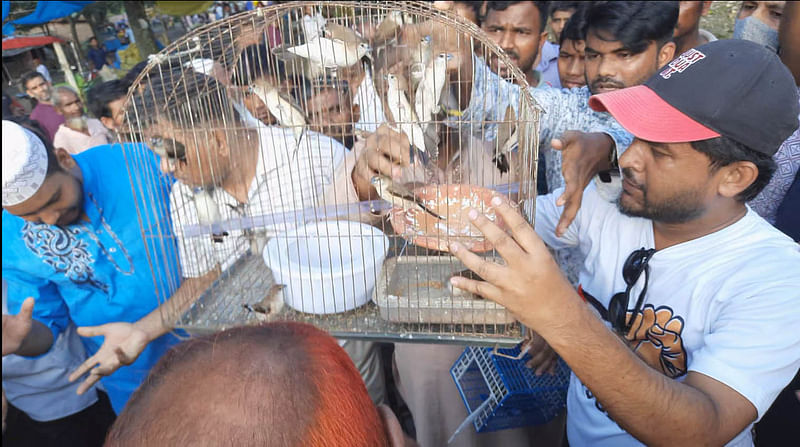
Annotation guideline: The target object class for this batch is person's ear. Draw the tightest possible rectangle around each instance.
[539,30,549,53]
[100,116,116,131]
[657,41,677,68]
[717,161,759,199]
[376,404,417,447]
[54,148,77,170]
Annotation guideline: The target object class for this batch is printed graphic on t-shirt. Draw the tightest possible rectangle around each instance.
[624,304,687,378]
[581,304,687,421]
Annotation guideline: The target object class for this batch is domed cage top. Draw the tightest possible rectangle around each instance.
[118,1,542,345]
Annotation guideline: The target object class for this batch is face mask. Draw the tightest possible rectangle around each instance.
[733,16,779,53]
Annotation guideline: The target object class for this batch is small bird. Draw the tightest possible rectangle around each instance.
[249,78,307,144]
[270,47,326,80]
[373,10,406,45]
[409,35,433,91]
[370,175,443,220]
[286,36,371,69]
[323,22,365,45]
[192,188,228,243]
[244,284,286,321]
[385,72,427,154]
[493,105,519,174]
[193,188,221,226]
[415,53,452,126]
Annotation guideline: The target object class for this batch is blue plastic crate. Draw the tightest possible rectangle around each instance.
[450,345,570,433]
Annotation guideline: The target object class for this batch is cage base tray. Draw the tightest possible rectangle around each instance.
[374,256,516,325]
[177,252,522,346]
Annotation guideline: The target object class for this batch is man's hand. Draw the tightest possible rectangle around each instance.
[352,124,411,200]
[523,332,558,376]
[448,197,576,330]
[551,131,615,237]
[69,322,151,395]
[2,297,35,356]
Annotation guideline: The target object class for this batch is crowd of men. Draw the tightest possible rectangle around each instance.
[2,1,799,446]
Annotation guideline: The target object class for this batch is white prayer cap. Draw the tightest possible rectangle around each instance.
[185,58,215,75]
[2,120,49,207]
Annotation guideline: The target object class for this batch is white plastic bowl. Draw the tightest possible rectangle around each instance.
[263,220,390,314]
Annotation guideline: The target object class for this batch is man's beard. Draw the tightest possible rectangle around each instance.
[66,116,88,131]
[617,168,706,224]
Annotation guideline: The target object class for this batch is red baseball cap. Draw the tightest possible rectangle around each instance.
[589,40,799,156]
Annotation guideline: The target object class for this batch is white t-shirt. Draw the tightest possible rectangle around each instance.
[170,125,346,278]
[533,185,800,447]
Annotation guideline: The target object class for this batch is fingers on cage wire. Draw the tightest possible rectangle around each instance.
[491,198,540,252]
[467,207,524,261]
[449,241,505,283]
[450,276,503,302]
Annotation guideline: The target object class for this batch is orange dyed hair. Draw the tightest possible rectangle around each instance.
[105,322,389,447]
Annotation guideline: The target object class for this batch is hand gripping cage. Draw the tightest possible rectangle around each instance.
[119,1,541,345]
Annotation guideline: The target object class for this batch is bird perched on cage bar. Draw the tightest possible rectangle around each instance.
[371,175,443,220]
[409,35,433,91]
[385,72,428,155]
[415,52,452,127]
[286,36,371,69]
[249,78,308,144]
[493,105,519,174]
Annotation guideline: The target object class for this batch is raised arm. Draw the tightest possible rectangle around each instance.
[449,201,765,446]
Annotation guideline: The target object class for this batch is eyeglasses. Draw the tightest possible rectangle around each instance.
[607,248,656,336]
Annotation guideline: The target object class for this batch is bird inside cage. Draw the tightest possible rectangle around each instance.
[121,2,537,342]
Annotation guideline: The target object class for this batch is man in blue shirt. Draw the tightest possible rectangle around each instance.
[2,120,182,414]
[87,37,107,72]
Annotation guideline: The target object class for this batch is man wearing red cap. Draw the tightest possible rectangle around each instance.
[448,39,800,446]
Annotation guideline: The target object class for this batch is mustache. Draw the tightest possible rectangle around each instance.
[622,168,644,190]
[590,76,625,90]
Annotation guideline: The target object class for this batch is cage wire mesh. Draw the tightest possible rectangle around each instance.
[119,1,542,345]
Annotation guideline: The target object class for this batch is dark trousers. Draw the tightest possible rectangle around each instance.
[3,390,116,447]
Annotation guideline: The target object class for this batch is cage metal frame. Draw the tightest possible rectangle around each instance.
[118,1,543,346]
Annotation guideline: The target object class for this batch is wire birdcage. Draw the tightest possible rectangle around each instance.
[119,1,541,345]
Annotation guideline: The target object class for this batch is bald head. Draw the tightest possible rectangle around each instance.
[106,323,395,447]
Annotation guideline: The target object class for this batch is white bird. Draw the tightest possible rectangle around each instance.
[244,284,286,321]
[409,35,432,91]
[286,36,371,69]
[370,175,443,220]
[192,188,221,226]
[385,72,427,154]
[249,78,307,144]
[415,53,452,126]
[493,105,519,174]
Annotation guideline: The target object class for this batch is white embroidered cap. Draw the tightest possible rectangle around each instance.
[2,120,49,207]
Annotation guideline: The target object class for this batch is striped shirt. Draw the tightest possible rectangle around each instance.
[170,125,346,278]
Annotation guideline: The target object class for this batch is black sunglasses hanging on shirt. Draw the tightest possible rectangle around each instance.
[607,248,656,336]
